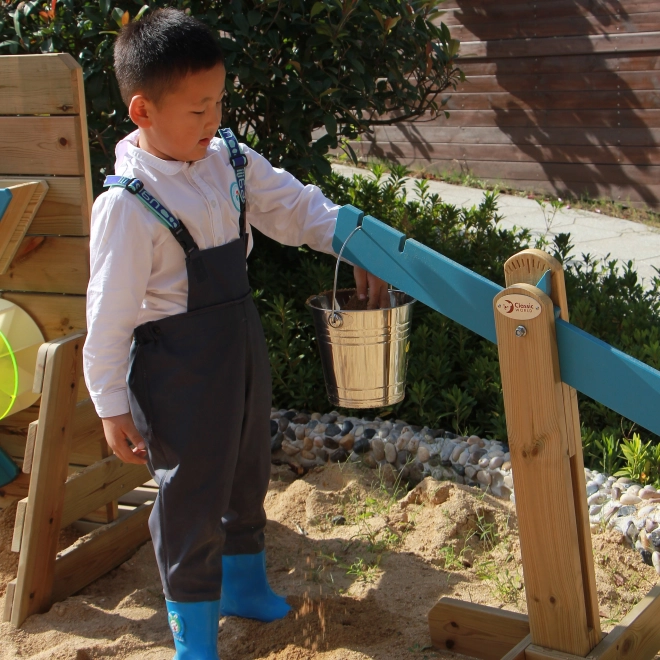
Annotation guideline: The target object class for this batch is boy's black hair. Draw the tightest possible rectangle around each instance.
[114,8,224,106]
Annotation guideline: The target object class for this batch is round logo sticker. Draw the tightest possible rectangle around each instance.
[230,182,242,211]
[168,612,185,642]
[496,294,542,320]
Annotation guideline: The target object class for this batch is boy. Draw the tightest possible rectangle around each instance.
[83,8,387,659]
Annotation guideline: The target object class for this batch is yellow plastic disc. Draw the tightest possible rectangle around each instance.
[0,299,44,420]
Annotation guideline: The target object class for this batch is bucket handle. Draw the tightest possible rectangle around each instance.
[329,225,363,328]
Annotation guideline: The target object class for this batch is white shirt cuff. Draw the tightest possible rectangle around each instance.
[92,389,131,418]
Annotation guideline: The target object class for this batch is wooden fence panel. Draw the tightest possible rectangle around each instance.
[359,1,660,207]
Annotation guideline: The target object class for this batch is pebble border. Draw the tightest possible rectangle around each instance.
[270,408,660,576]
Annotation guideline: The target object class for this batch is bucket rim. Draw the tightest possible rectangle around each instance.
[305,288,416,312]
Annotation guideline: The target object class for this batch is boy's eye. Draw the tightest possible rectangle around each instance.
[192,111,204,115]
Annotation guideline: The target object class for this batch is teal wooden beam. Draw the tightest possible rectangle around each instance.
[333,205,660,437]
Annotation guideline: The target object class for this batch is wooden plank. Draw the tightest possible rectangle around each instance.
[0,236,89,295]
[60,456,150,529]
[455,70,660,94]
[376,108,660,129]
[63,54,93,235]
[441,0,660,10]
[11,498,28,552]
[10,333,84,626]
[0,177,89,237]
[458,53,660,76]
[0,408,39,463]
[362,155,660,187]
[2,579,16,623]
[0,54,79,116]
[428,597,530,658]
[448,12,660,43]
[0,292,86,340]
[21,422,38,474]
[0,471,31,500]
[363,141,660,167]
[587,586,660,659]
[494,284,597,654]
[0,181,48,274]
[440,0,660,25]
[51,501,153,604]
[459,31,660,59]
[0,117,86,177]
[118,485,160,507]
[443,90,660,112]
[370,125,660,147]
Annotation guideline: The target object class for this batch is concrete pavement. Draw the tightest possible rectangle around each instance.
[333,164,660,287]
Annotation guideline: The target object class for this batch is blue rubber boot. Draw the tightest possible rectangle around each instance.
[165,599,221,659]
[219,551,291,622]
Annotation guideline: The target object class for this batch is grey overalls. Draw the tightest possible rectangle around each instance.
[104,133,272,602]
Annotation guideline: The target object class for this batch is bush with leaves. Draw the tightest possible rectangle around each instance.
[1,0,462,187]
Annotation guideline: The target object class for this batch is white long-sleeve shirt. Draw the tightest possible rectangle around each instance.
[84,130,340,418]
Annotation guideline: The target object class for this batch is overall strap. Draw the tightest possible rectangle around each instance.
[103,176,199,256]
[218,128,248,248]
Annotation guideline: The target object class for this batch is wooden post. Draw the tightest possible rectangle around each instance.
[494,281,596,655]
[10,333,83,625]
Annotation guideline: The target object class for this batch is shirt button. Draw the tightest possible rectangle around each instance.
[211,200,217,208]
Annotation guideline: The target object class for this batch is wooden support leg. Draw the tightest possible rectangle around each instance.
[505,250,602,640]
[427,597,530,660]
[494,282,596,655]
[10,334,83,627]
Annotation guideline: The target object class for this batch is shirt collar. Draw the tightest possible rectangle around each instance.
[115,131,226,176]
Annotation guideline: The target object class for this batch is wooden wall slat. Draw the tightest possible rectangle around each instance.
[363,141,660,166]
[444,90,660,111]
[371,125,660,147]
[0,54,79,116]
[0,117,86,177]
[459,53,660,75]
[434,109,660,128]
[460,31,660,59]
[455,70,660,93]
[440,0,657,12]
[449,12,660,43]
[0,237,89,295]
[0,177,89,237]
[0,293,86,340]
[441,0,659,26]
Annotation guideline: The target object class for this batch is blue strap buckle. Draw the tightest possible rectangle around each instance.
[125,178,144,195]
[229,153,248,169]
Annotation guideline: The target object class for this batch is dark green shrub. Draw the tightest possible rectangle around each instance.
[1,0,462,186]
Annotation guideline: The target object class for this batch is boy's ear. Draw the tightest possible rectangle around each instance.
[128,94,153,128]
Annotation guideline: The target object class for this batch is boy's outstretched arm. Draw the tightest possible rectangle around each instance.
[354,266,390,309]
[102,413,148,465]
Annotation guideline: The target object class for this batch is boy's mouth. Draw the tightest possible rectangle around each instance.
[198,137,211,146]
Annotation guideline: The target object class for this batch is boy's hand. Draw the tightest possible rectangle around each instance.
[354,266,390,309]
[101,413,148,465]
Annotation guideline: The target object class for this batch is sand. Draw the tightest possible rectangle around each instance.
[1,463,658,659]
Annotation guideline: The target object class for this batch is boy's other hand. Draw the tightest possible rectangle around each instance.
[353,266,390,309]
[102,413,148,465]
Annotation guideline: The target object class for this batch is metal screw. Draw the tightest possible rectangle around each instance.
[515,325,527,337]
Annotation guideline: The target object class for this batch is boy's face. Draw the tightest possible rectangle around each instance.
[130,63,226,162]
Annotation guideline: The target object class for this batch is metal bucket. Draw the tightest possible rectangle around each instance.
[306,224,415,408]
[306,288,415,408]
